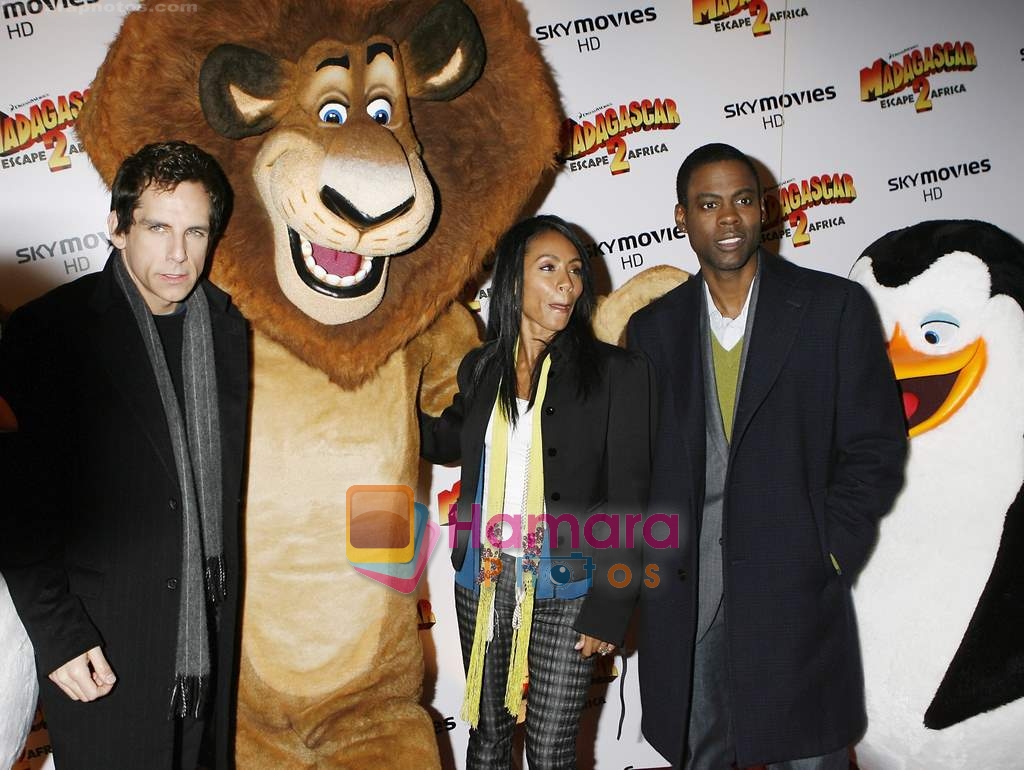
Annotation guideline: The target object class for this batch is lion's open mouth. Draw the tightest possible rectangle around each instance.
[288,228,386,298]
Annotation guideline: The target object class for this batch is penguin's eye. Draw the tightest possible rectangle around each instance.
[920,313,960,345]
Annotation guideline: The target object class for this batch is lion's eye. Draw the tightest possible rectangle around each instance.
[366,98,392,125]
[318,102,348,125]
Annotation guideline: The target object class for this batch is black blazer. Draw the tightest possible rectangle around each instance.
[628,253,907,768]
[420,333,655,645]
[0,258,249,770]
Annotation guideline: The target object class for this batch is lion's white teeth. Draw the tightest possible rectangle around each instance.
[297,233,376,287]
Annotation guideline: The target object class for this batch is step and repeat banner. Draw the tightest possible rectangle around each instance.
[2,1,1023,768]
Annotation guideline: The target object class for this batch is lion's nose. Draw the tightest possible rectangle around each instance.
[319,185,414,231]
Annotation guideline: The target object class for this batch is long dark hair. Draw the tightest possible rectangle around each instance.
[472,214,600,425]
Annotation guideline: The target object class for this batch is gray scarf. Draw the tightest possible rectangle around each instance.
[113,254,225,718]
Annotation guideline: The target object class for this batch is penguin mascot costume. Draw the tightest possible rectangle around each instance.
[0,392,38,770]
[0,576,36,769]
[849,219,1024,769]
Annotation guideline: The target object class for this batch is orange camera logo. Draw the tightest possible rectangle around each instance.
[347,485,440,593]
[346,485,415,563]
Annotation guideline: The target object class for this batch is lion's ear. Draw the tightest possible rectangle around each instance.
[401,0,486,101]
[200,44,286,138]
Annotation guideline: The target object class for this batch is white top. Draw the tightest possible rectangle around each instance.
[481,397,545,558]
[704,278,754,351]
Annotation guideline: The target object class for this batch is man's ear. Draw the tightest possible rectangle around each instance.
[107,210,126,249]
[675,203,687,233]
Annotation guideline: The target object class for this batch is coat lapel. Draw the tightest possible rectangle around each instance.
[459,361,501,522]
[731,252,811,455]
[86,260,178,484]
[666,278,706,495]
[206,282,249,500]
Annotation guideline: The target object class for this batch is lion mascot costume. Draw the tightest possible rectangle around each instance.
[73,0,559,766]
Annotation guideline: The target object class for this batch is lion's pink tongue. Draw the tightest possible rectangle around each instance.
[311,243,361,277]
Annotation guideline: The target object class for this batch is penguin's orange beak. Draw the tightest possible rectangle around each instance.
[888,323,986,437]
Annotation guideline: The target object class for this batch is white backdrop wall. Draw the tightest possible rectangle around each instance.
[2,1,1023,768]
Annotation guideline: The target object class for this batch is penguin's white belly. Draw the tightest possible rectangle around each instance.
[856,699,1024,770]
[0,574,36,770]
[855,429,1022,769]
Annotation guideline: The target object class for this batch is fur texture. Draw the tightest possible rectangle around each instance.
[76,1,560,766]
[77,0,560,389]
[593,265,689,346]
[851,220,1024,769]
[0,575,36,770]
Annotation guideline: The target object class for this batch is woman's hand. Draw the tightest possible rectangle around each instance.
[575,633,616,659]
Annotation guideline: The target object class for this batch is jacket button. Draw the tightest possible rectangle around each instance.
[168,499,177,510]
[547,447,557,457]
[677,569,687,582]
[551,492,561,501]
[166,578,178,590]
[544,406,555,416]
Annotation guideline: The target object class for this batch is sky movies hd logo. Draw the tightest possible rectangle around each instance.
[346,485,439,593]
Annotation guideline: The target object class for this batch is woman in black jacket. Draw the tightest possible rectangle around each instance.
[421,214,655,769]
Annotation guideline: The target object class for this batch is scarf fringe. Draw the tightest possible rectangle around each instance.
[504,570,536,717]
[169,673,209,719]
[461,580,496,728]
[204,555,227,605]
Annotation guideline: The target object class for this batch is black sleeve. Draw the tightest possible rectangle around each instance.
[825,282,908,582]
[418,347,480,465]
[0,303,103,675]
[573,345,657,645]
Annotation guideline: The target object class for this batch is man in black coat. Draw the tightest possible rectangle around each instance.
[628,143,907,769]
[0,141,249,770]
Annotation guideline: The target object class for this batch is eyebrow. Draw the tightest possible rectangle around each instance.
[696,188,757,199]
[138,217,208,231]
[316,55,351,71]
[367,43,394,64]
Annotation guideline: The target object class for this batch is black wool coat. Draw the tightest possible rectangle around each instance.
[628,253,907,768]
[420,333,655,645]
[0,257,249,770]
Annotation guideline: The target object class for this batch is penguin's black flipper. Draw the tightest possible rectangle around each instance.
[925,484,1024,729]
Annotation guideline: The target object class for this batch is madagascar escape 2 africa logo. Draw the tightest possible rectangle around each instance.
[860,41,976,113]
[692,0,808,38]
[1,89,89,172]
[560,98,680,176]
[764,172,857,248]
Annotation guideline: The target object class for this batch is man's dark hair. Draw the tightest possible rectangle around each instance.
[474,214,600,426]
[676,142,760,207]
[109,141,231,243]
